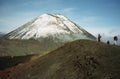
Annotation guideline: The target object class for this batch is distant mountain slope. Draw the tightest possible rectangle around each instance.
[0,39,56,56]
[2,40,120,79]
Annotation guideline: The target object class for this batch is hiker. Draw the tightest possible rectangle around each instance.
[98,34,101,42]
[107,41,110,45]
[113,36,118,45]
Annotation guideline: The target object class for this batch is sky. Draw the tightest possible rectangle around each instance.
[0,0,120,37]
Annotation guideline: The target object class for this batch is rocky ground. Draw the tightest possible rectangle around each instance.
[0,40,120,79]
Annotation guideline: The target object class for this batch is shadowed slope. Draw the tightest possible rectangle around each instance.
[1,40,120,79]
[0,55,34,70]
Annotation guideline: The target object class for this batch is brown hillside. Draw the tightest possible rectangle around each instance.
[1,40,120,79]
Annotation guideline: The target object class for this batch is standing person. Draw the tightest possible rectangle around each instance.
[113,36,118,45]
[98,34,101,42]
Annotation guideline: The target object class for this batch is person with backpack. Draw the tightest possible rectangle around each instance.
[113,36,118,45]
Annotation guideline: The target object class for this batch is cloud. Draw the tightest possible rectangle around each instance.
[73,16,120,37]
[109,28,120,36]
[52,8,75,14]
[84,27,109,36]
[61,8,74,13]
[78,16,98,23]
[84,26,120,37]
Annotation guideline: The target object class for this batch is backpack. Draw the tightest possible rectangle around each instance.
[114,36,118,41]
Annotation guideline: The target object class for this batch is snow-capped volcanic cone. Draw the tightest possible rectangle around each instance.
[1,14,96,56]
[5,14,96,42]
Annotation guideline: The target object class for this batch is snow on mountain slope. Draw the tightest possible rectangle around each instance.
[5,14,96,42]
